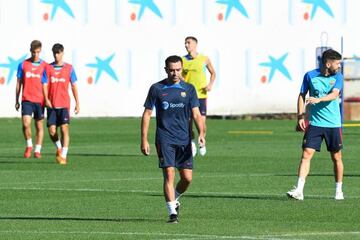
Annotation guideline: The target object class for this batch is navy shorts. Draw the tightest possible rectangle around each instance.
[302,125,343,152]
[21,101,44,120]
[47,108,70,127]
[199,98,207,116]
[155,142,193,169]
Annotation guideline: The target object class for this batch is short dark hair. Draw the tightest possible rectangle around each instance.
[322,49,342,64]
[165,55,183,68]
[30,40,42,51]
[52,43,64,54]
[185,36,198,43]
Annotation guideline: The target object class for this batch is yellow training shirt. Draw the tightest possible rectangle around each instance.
[182,54,208,99]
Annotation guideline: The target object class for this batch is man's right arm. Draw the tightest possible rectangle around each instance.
[297,93,307,131]
[141,108,152,156]
[15,78,22,111]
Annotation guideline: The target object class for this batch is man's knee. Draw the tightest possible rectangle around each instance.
[181,174,192,185]
[302,148,315,161]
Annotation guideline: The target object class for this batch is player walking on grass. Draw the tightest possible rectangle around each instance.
[43,43,80,165]
[287,49,344,201]
[15,40,48,159]
[141,55,205,223]
[182,36,215,157]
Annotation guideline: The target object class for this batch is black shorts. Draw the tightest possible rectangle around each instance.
[155,142,193,169]
[302,125,343,152]
[47,108,70,127]
[198,98,207,116]
[21,101,44,120]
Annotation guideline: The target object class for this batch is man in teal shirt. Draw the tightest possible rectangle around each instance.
[287,49,344,201]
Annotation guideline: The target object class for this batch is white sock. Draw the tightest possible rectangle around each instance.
[55,140,62,149]
[166,201,177,215]
[336,182,343,193]
[34,145,41,153]
[296,177,306,192]
[61,147,68,158]
[26,139,33,147]
[175,190,182,202]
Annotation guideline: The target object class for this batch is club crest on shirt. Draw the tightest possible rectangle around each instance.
[181,92,186,97]
[329,80,335,86]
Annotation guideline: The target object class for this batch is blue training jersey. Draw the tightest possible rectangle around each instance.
[144,79,200,145]
[300,69,343,128]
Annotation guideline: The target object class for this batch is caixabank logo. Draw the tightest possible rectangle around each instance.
[85,54,119,85]
[244,49,303,88]
[40,0,75,21]
[203,0,261,25]
[216,0,249,21]
[289,0,346,24]
[259,53,292,84]
[123,0,175,25]
[128,0,163,21]
[26,0,86,25]
[302,0,334,21]
[0,55,27,86]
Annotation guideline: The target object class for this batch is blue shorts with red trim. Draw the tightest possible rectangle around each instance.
[21,101,44,120]
[47,108,70,127]
[302,125,343,152]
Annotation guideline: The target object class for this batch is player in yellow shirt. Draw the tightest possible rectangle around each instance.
[182,36,216,156]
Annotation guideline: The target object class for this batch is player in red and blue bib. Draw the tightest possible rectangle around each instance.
[43,43,80,165]
[15,40,48,159]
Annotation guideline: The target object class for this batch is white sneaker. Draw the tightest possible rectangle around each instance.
[287,187,304,200]
[199,145,206,156]
[335,191,344,200]
[191,141,197,157]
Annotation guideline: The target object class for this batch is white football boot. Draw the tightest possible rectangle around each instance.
[287,187,304,200]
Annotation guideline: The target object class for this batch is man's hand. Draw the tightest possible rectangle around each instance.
[15,102,20,111]
[74,104,80,114]
[307,97,321,105]
[141,140,150,156]
[296,118,308,132]
[198,135,206,148]
[45,99,53,108]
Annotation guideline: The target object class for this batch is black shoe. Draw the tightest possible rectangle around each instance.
[167,214,178,224]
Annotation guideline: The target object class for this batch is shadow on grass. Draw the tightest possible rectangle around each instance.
[0,216,161,223]
[277,173,360,178]
[0,159,54,164]
[147,192,286,201]
[70,153,140,157]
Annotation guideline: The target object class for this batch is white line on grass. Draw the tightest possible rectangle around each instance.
[0,230,284,240]
[269,231,360,238]
[1,229,359,240]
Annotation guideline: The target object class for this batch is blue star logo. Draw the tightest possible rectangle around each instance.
[259,53,292,82]
[128,0,163,20]
[40,0,75,20]
[216,0,249,20]
[86,54,119,84]
[0,55,27,85]
[302,0,334,19]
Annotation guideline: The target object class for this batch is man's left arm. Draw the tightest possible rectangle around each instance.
[205,57,216,92]
[308,74,343,104]
[71,84,80,114]
[308,88,340,104]
[192,107,205,146]
[70,68,80,114]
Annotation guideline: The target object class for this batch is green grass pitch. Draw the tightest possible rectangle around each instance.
[0,118,360,240]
